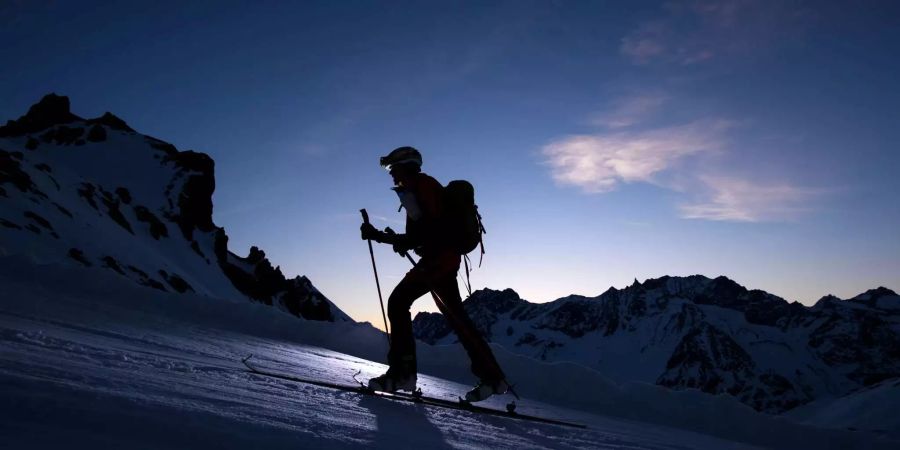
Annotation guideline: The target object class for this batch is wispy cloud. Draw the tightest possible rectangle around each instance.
[542,119,731,193]
[543,87,823,222]
[620,21,670,65]
[589,92,668,129]
[679,175,821,222]
[621,0,813,66]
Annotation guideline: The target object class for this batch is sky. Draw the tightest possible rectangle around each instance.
[3,0,899,327]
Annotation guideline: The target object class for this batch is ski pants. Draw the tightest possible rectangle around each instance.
[386,251,506,382]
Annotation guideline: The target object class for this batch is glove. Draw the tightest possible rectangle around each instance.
[384,227,413,254]
[392,241,414,255]
[360,223,383,242]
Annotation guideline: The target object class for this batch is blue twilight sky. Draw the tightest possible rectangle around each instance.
[3,1,899,327]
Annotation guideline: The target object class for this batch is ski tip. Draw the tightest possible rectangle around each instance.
[242,354,254,364]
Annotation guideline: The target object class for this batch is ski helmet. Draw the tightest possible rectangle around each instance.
[380,146,422,171]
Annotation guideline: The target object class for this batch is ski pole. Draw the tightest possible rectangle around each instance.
[360,209,390,345]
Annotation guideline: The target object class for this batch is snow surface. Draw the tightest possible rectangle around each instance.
[2,257,895,450]
[785,378,900,439]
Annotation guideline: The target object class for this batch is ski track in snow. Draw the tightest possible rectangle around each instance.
[0,304,761,449]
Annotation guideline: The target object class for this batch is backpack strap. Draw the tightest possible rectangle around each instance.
[460,205,485,298]
[463,254,473,297]
[475,206,486,267]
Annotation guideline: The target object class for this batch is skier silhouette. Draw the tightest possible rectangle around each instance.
[360,146,509,402]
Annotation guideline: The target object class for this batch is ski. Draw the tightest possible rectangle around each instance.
[241,355,586,429]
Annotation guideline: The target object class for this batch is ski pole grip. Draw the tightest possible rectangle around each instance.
[360,209,370,225]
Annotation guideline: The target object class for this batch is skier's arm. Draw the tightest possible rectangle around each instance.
[360,223,395,243]
[384,227,415,254]
[360,223,414,253]
[365,176,442,252]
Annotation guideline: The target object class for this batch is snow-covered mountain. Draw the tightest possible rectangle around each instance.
[0,94,350,323]
[413,275,900,414]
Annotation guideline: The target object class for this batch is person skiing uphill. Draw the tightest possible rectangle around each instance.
[360,146,509,402]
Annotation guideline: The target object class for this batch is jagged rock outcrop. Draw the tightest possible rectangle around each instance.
[0,94,82,138]
[657,322,806,412]
[222,246,337,321]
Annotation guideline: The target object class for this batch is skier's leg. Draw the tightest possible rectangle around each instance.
[386,271,431,374]
[431,275,506,382]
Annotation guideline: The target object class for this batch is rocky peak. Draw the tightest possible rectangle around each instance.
[0,93,82,137]
[87,112,134,132]
[160,149,216,241]
[246,246,267,264]
[636,275,796,327]
[465,288,524,314]
[853,287,898,302]
[849,287,900,310]
[812,294,841,310]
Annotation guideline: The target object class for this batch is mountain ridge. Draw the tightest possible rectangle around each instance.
[413,275,900,413]
[0,93,350,323]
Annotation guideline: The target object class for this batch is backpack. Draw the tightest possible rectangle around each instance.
[443,180,485,256]
[443,180,487,297]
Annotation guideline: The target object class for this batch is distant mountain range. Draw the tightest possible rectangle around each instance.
[0,94,350,322]
[413,276,900,413]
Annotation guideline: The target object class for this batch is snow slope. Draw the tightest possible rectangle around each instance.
[2,258,895,449]
[785,378,900,439]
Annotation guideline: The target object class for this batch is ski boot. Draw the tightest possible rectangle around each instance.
[367,368,417,393]
[464,378,510,403]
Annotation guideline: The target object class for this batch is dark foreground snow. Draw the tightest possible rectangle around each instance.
[1,258,895,449]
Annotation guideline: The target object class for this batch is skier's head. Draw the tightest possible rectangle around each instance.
[380,146,422,186]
